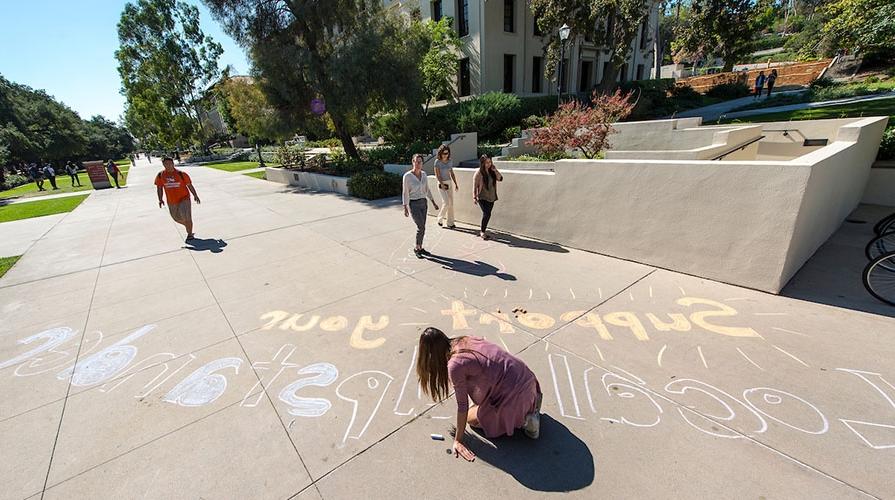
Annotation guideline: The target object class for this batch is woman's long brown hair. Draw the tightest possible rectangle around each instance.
[417,327,454,402]
[478,154,496,189]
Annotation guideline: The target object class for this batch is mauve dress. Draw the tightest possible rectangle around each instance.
[448,336,541,438]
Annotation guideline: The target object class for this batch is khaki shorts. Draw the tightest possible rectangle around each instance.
[167,199,192,223]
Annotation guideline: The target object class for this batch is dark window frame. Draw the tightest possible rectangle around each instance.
[503,54,515,93]
[459,57,471,96]
[457,0,469,37]
[432,0,442,22]
[532,56,543,93]
[503,0,515,33]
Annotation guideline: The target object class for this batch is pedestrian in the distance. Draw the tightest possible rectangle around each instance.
[155,156,200,241]
[434,145,458,229]
[402,153,439,258]
[65,161,81,187]
[753,71,766,99]
[416,327,543,463]
[29,162,45,191]
[106,160,122,188]
[43,162,58,190]
[766,69,778,98]
[473,154,503,240]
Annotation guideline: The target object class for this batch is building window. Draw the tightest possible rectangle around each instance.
[636,64,645,81]
[504,0,515,33]
[532,56,543,93]
[457,0,469,37]
[533,15,543,36]
[579,61,593,92]
[432,0,442,22]
[503,54,515,93]
[639,19,649,50]
[459,58,471,96]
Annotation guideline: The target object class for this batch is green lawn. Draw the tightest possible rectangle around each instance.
[243,171,267,179]
[721,98,895,124]
[204,161,263,172]
[0,256,20,278]
[0,194,89,223]
[0,168,129,200]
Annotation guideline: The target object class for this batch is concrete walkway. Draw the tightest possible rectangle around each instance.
[676,90,805,121]
[722,92,895,120]
[1,158,893,499]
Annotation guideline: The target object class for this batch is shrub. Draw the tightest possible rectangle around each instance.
[879,126,895,161]
[477,144,503,158]
[370,113,411,144]
[705,82,751,100]
[305,138,342,149]
[522,115,547,129]
[502,126,522,142]
[1,173,29,191]
[508,152,572,161]
[865,76,880,84]
[619,79,677,119]
[530,90,635,159]
[518,95,559,118]
[347,170,403,200]
[810,77,836,89]
[275,145,306,167]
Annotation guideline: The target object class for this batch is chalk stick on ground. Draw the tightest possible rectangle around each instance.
[431,433,445,440]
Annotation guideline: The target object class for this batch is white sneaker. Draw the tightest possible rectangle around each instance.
[523,411,540,439]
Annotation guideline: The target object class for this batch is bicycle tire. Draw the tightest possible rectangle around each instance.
[865,231,895,261]
[863,251,895,306]
[879,216,895,237]
[874,212,895,235]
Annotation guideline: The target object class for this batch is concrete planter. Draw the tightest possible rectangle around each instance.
[265,167,350,195]
[862,161,895,206]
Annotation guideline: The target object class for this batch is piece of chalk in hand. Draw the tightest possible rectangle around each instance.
[431,433,445,440]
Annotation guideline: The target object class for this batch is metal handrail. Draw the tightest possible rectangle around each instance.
[423,134,467,164]
[711,135,766,161]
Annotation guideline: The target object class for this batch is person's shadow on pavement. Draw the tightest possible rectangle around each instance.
[463,415,594,492]
[423,252,516,281]
[184,238,228,253]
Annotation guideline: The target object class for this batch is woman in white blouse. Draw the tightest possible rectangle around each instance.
[403,153,439,257]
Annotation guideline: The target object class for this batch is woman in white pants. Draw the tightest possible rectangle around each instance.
[434,145,458,229]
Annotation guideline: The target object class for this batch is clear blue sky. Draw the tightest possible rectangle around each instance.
[0,0,250,122]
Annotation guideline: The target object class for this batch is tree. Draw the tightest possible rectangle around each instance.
[116,0,223,151]
[418,18,463,114]
[203,0,428,159]
[822,0,895,57]
[673,0,760,72]
[530,90,635,159]
[217,77,290,144]
[83,116,135,160]
[531,0,653,90]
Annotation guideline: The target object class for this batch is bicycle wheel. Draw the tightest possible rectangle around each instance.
[879,216,895,237]
[865,231,895,261]
[863,251,895,306]
[874,212,895,235]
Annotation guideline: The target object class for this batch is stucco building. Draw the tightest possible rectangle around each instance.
[395,0,661,98]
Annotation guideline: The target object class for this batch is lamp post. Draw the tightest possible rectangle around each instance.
[557,24,571,106]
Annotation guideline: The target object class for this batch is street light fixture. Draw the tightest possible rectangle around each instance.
[558,24,571,105]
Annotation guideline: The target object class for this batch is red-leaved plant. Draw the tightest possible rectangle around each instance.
[530,89,635,159]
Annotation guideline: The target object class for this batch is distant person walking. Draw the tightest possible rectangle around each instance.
[473,154,503,240]
[434,145,458,229]
[766,69,778,98]
[402,153,439,257]
[753,71,766,99]
[416,328,543,463]
[156,156,200,241]
[43,163,58,190]
[65,161,81,187]
[29,163,45,191]
[106,160,122,188]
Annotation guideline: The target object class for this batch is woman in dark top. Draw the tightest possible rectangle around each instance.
[473,154,503,240]
[766,69,778,98]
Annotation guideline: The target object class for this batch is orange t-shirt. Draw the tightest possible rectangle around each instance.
[155,170,192,204]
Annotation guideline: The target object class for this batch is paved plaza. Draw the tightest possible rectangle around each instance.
[1,158,894,499]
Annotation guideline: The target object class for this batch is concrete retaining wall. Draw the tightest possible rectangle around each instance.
[863,162,895,206]
[678,60,832,93]
[426,116,888,293]
[265,167,350,195]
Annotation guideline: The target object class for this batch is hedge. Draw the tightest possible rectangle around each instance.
[347,170,403,200]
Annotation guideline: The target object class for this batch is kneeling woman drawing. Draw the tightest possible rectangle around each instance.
[417,327,542,461]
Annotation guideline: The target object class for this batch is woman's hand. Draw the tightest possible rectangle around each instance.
[403,205,409,217]
[453,439,476,462]
[454,183,459,191]
[473,197,478,205]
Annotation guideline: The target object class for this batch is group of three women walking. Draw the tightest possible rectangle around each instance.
[402,146,503,256]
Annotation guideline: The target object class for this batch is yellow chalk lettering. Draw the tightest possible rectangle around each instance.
[350,315,389,349]
[319,316,349,332]
[677,297,759,338]
[562,311,614,341]
[645,313,692,332]
[516,312,556,330]
[260,311,290,330]
[441,300,477,330]
[480,312,516,334]
[279,314,320,332]
[603,312,650,341]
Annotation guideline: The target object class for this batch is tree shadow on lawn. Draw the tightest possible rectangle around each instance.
[450,226,569,254]
[183,238,228,253]
[463,414,595,492]
[422,252,517,281]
